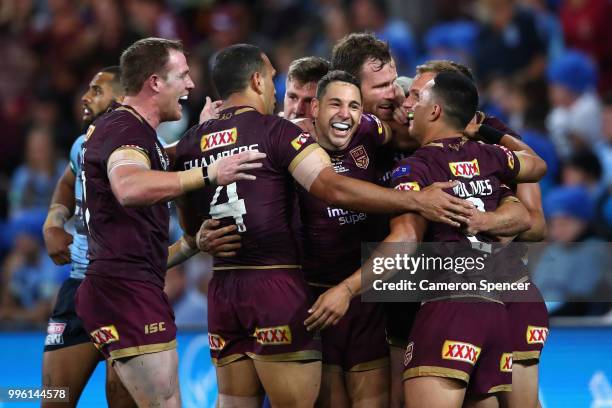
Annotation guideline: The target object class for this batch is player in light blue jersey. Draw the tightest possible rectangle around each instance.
[41,66,135,408]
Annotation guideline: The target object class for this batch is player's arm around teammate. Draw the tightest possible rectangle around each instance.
[304,195,532,332]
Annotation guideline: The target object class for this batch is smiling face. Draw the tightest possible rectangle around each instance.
[81,72,118,125]
[359,58,398,120]
[157,49,194,122]
[313,80,363,151]
[284,78,317,120]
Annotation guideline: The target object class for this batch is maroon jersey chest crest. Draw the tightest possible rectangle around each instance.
[350,145,369,169]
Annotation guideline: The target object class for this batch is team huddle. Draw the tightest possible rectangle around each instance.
[41,33,550,408]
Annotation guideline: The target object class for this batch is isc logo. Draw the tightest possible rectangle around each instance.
[254,325,292,345]
[449,159,480,178]
[91,325,120,347]
[441,340,481,365]
[144,322,166,334]
[201,128,238,152]
[526,326,548,344]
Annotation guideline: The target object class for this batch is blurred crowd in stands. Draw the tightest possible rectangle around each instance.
[0,0,611,328]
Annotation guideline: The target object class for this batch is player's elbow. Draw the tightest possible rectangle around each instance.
[113,181,147,207]
[533,158,547,181]
[519,211,547,242]
[323,187,349,207]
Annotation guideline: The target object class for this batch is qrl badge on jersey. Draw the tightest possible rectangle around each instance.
[449,159,480,179]
[208,333,226,351]
[441,340,481,365]
[404,342,414,365]
[350,145,369,169]
[201,128,238,152]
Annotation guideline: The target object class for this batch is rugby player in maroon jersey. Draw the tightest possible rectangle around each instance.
[309,71,546,407]
[175,44,475,408]
[400,60,549,408]
[75,38,266,408]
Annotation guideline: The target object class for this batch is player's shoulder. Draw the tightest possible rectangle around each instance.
[357,113,384,136]
[70,134,86,161]
[71,134,86,152]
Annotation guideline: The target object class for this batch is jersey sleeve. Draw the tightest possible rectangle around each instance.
[480,144,521,182]
[172,124,199,171]
[69,135,86,175]
[266,117,318,171]
[100,116,151,169]
[360,113,388,147]
[389,157,429,191]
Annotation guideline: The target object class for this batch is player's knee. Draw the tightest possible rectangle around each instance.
[106,379,136,408]
[218,394,262,408]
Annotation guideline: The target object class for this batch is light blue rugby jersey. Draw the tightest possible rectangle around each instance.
[69,135,88,279]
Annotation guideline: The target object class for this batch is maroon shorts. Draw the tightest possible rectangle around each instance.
[312,286,388,372]
[507,285,549,362]
[75,275,177,361]
[207,269,321,366]
[384,302,420,349]
[403,300,512,395]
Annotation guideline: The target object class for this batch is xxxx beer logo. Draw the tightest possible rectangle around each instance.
[449,159,480,179]
[254,325,292,345]
[441,340,481,365]
[395,182,420,191]
[208,333,226,351]
[526,326,548,345]
[500,353,513,372]
[291,132,310,151]
[90,325,119,347]
[201,128,238,152]
[350,145,369,169]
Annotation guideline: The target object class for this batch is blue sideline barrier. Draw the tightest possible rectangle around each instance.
[0,327,610,407]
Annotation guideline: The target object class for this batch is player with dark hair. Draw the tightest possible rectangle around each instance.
[390,72,545,407]
[331,33,399,124]
[75,38,264,408]
[295,70,392,407]
[402,59,549,408]
[175,43,473,408]
[42,66,136,408]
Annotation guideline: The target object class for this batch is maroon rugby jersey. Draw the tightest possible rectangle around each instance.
[174,106,316,269]
[391,136,520,243]
[298,114,388,285]
[81,105,171,288]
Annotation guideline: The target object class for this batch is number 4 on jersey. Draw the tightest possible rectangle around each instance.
[210,182,247,232]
